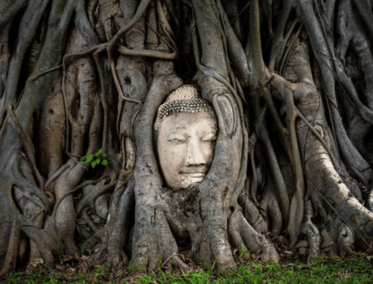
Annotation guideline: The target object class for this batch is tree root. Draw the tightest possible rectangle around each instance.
[1,0,49,122]
[300,201,320,264]
[0,220,20,277]
[297,0,373,184]
[239,193,268,233]
[106,179,135,269]
[260,180,283,236]
[76,181,116,216]
[0,22,11,100]
[0,0,27,29]
[229,210,279,262]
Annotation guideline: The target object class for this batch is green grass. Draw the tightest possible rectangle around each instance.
[1,255,373,284]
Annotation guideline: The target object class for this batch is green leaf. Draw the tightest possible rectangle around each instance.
[101,159,107,166]
[101,153,108,158]
[91,161,97,169]
[98,148,102,155]
[80,156,86,162]
[192,274,201,278]
[86,154,94,163]
[94,152,100,158]
[96,158,101,164]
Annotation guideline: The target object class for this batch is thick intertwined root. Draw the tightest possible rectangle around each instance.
[286,42,373,259]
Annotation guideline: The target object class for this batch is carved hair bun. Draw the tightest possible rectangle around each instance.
[154,85,214,133]
[164,85,199,102]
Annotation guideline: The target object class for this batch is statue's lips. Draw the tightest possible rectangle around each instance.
[183,173,205,178]
[179,170,206,178]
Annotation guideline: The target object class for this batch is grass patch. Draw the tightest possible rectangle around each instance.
[1,254,373,283]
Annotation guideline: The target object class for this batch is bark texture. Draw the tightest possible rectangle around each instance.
[1,0,373,275]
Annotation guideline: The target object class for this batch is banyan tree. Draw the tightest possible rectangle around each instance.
[1,0,373,275]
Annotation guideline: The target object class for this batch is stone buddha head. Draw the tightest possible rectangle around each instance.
[154,85,218,190]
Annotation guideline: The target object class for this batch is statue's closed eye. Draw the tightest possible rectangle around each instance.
[202,133,216,142]
[168,134,186,144]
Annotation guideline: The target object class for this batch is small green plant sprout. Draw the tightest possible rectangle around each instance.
[238,240,251,258]
[80,243,85,255]
[49,234,63,262]
[80,148,108,169]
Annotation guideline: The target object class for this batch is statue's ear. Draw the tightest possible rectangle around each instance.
[213,93,237,138]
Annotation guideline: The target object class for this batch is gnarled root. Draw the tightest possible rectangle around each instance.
[53,162,86,255]
[260,178,283,235]
[0,142,51,275]
[105,179,135,269]
[300,201,320,264]
[239,192,268,233]
[229,210,279,262]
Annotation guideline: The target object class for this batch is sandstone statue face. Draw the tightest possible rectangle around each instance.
[157,111,217,190]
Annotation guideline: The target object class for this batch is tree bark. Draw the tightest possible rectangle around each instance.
[1,0,373,274]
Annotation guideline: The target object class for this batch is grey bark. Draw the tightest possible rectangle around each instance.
[1,0,373,275]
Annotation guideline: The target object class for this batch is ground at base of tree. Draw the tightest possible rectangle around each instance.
[2,250,373,284]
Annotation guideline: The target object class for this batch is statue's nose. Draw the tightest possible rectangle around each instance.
[185,138,206,166]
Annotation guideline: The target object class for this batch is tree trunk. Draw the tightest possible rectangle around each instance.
[1,0,373,274]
